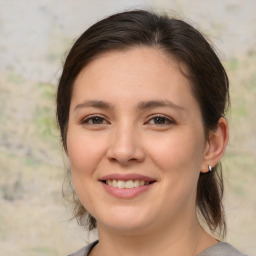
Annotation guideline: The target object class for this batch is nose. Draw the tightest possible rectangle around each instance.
[106,123,145,165]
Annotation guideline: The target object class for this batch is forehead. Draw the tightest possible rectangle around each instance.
[71,47,198,112]
[77,47,181,78]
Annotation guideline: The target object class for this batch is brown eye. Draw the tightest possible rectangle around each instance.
[152,117,168,124]
[89,117,105,124]
[148,115,174,125]
[82,115,108,125]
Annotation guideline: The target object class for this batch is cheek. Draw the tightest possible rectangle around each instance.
[147,134,204,213]
[146,128,205,197]
[147,130,205,171]
[66,128,105,177]
[66,129,105,212]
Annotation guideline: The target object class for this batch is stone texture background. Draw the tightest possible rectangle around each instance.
[0,1,255,255]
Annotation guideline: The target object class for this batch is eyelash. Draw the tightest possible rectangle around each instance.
[81,114,175,126]
[145,114,175,126]
[81,115,109,125]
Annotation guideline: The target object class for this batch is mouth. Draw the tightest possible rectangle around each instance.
[101,179,155,189]
[99,174,156,198]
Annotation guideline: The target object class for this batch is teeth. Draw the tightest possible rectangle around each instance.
[134,180,140,188]
[117,180,125,188]
[106,179,151,189]
[112,180,117,187]
[125,180,134,189]
[139,180,145,186]
[106,180,112,186]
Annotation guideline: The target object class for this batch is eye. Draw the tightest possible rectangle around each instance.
[81,115,109,125]
[146,115,175,126]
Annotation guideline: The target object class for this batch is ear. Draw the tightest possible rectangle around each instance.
[200,117,229,173]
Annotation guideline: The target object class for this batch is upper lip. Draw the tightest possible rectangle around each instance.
[99,173,156,182]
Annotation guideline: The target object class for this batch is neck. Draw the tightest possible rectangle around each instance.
[92,213,217,256]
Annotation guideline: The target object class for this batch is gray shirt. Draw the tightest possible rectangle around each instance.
[68,241,247,256]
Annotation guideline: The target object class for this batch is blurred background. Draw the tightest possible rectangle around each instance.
[0,0,255,255]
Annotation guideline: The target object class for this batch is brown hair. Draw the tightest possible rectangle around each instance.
[57,10,229,236]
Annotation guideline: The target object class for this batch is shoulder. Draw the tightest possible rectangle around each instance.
[198,242,247,256]
[67,241,98,256]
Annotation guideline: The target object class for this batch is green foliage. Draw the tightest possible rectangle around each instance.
[7,73,24,84]
[32,82,59,149]
[232,104,247,118]
[38,83,56,101]
[28,247,57,256]
[227,58,239,70]
[248,76,256,92]
[23,157,39,167]
[33,105,56,140]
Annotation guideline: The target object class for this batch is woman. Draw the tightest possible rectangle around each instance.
[57,10,246,256]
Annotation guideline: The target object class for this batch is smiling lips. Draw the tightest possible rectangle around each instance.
[106,179,151,188]
[100,174,156,198]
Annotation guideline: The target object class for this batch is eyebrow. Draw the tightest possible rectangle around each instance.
[74,100,114,111]
[136,100,185,111]
[74,99,185,112]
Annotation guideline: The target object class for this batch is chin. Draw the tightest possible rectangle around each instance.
[99,220,151,235]
[95,207,155,234]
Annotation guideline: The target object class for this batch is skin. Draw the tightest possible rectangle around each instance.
[67,47,229,256]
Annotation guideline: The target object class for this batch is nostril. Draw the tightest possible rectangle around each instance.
[109,157,118,163]
[108,156,139,165]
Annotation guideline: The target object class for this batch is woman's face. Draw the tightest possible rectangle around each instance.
[67,47,209,234]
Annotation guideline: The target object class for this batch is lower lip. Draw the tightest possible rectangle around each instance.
[102,182,154,199]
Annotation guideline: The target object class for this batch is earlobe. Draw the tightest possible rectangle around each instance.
[201,117,229,173]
